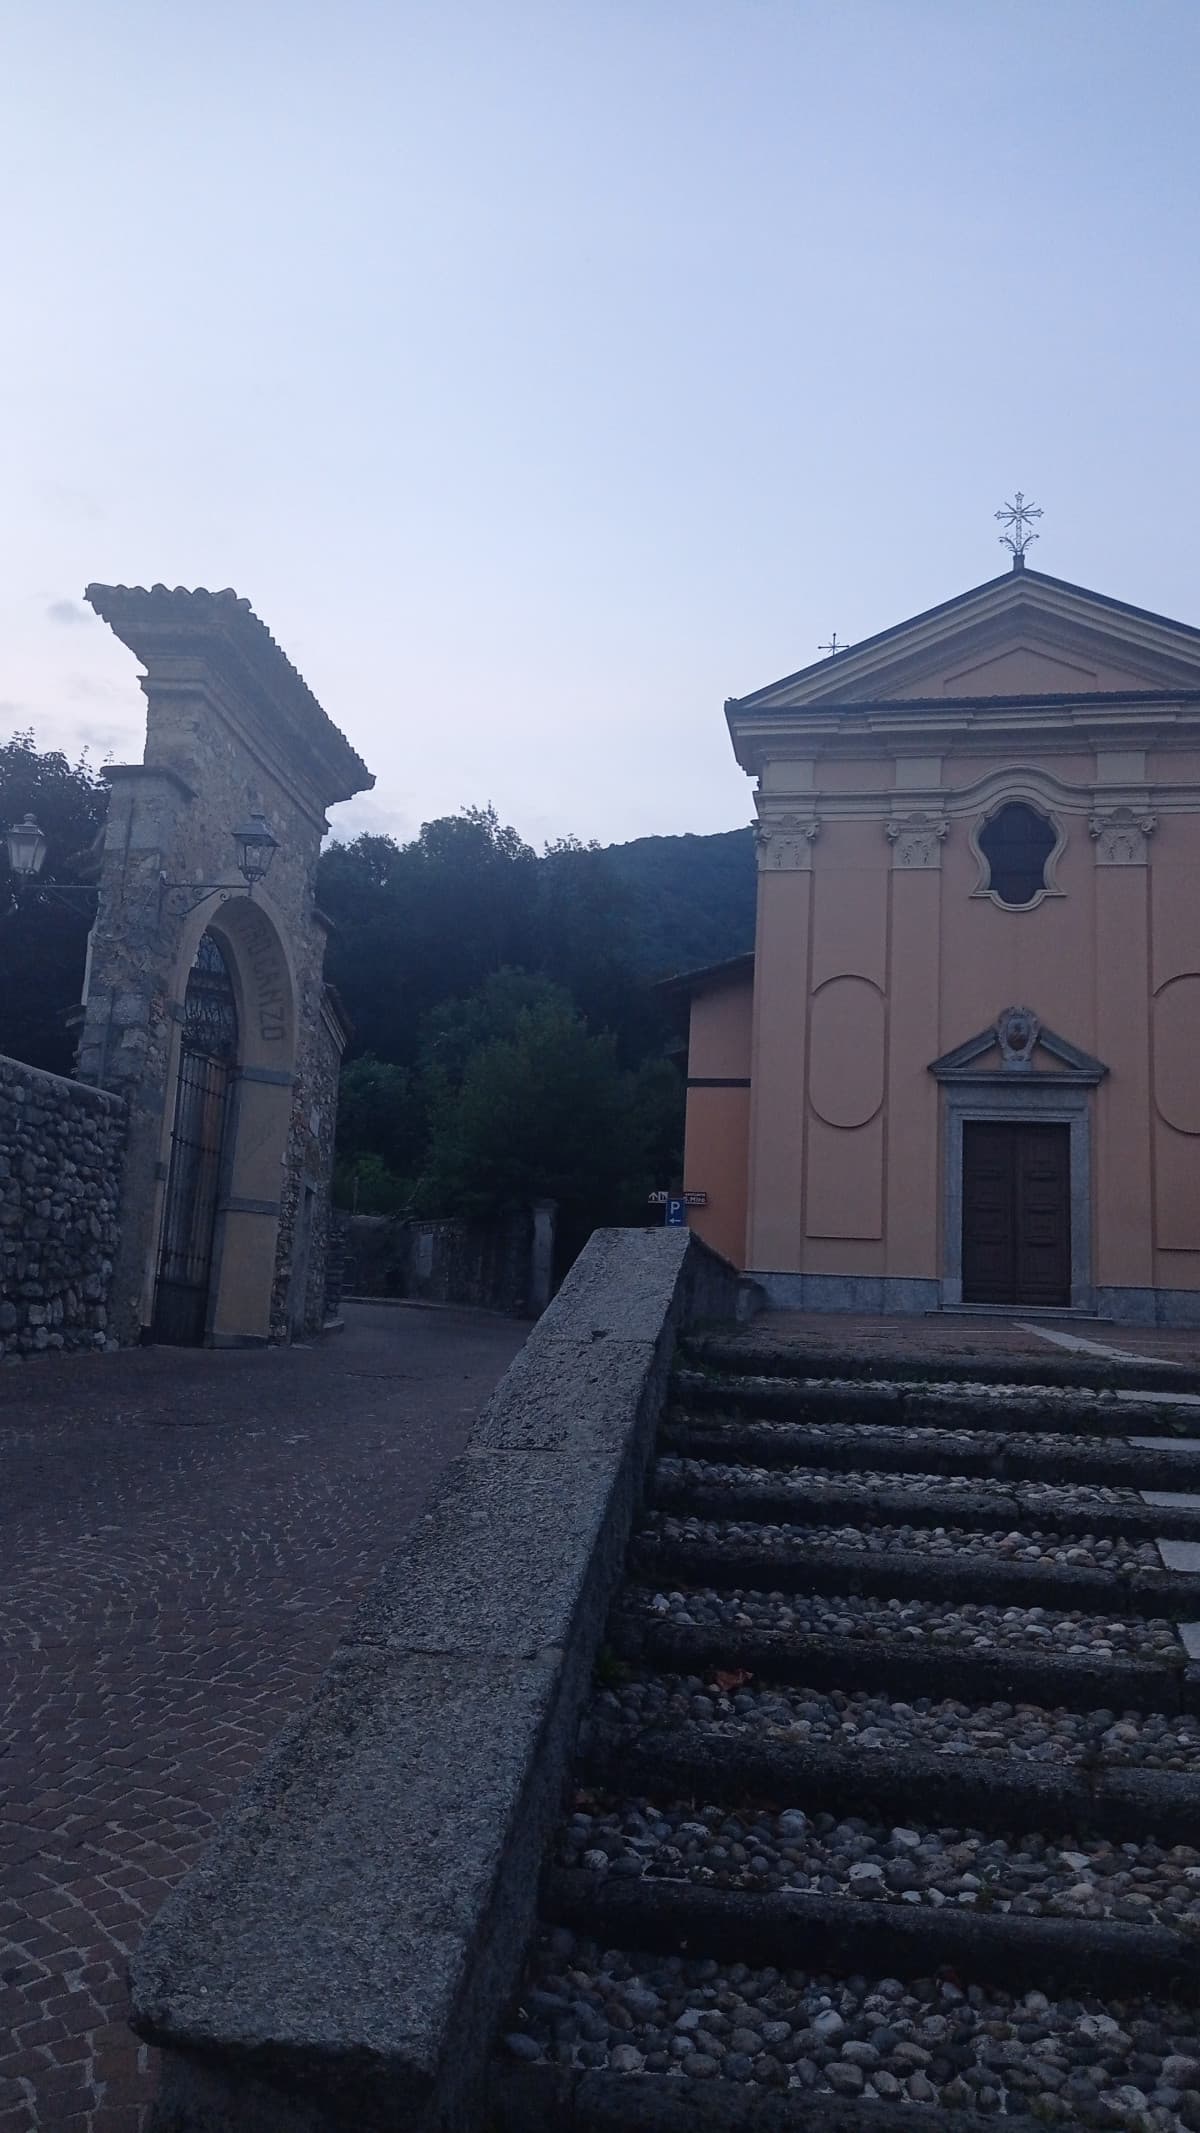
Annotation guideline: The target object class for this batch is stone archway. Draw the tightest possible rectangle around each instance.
[149,893,298,1346]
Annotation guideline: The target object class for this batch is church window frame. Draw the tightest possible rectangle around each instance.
[969,793,1066,912]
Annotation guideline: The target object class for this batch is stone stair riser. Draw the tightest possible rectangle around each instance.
[630,1535,1200,1618]
[613,1612,1195,1717]
[581,1721,1200,1848]
[673,1374,1199,1438]
[544,1868,1200,1998]
[494,2063,1048,2133]
[653,1474,1200,1540]
[681,1340,1200,1396]
[663,1418,1200,1489]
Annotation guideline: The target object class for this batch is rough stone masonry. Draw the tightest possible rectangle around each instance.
[0,1052,124,1359]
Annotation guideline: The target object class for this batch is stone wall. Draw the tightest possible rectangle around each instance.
[342,1207,542,1316]
[0,1053,125,1359]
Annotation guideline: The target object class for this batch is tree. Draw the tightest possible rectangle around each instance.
[419,992,640,1225]
[0,732,108,1073]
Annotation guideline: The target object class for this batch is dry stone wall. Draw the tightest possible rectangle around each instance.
[0,1053,124,1358]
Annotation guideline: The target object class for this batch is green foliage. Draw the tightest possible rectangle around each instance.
[0,731,108,1073]
[420,993,633,1219]
[332,1151,411,1214]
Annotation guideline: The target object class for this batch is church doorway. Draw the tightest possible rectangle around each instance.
[152,933,239,1345]
[961,1120,1071,1308]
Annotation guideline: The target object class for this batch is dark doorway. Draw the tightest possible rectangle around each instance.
[962,1120,1071,1308]
[152,934,239,1345]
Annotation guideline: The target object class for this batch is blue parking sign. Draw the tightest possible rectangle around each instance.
[665,1197,687,1227]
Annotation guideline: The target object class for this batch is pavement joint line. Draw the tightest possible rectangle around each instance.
[1016,1322,1186,1367]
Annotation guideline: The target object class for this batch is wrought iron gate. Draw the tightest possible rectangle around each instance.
[152,934,238,1345]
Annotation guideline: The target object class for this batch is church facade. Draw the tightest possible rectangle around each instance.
[679,559,1200,1326]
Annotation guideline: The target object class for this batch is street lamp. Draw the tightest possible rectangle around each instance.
[5,809,282,915]
[4,814,48,882]
[231,810,279,888]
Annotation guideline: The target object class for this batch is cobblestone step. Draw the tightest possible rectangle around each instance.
[543,1866,1200,1997]
[681,1336,1200,1396]
[493,1338,1200,2129]
[653,1459,1200,1539]
[673,1368,1200,1438]
[630,1524,1200,1619]
[663,1412,1200,1488]
[579,1719,1200,1846]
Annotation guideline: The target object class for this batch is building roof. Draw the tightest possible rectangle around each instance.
[727,564,1200,714]
[658,950,754,996]
[85,584,373,804]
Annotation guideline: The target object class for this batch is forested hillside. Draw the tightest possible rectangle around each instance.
[603,825,755,976]
[1,727,756,1238]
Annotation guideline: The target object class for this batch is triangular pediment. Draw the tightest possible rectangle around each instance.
[930,1008,1108,1087]
[731,567,1200,714]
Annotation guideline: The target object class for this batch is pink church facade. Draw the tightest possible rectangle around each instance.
[679,563,1200,1325]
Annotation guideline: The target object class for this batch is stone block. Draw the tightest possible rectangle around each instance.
[131,1643,563,2118]
[348,1447,639,1660]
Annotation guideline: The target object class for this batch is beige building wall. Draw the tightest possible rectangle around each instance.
[688,564,1200,1325]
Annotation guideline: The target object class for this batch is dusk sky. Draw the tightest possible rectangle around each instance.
[3,2,1197,849]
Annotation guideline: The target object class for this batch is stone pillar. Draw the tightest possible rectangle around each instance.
[75,763,198,1342]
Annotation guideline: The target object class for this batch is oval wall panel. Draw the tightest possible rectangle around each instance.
[809,976,886,1129]
[1154,975,1200,1135]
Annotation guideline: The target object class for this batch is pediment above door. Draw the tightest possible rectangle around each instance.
[929,1007,1108,1087]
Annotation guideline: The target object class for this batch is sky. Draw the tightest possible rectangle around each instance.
[2,1,1198,850]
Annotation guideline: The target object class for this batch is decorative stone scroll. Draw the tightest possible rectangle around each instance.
[885,810,949,870]
[755,813,821,872]
[1088,805,1157,865]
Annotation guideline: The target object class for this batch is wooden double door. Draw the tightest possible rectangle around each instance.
[961,1120,1071,1308]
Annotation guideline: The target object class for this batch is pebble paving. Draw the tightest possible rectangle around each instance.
[631,1583,1183,1658]
[593,1669,1200,1769]
[649,1512,1163,1572]
[658,1453,1157,1517]
[559,1791,1200,1927]
[508,1933,1200,2125]
[0,1303,526,2133]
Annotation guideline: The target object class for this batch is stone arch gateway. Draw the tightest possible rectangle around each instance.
[75,584,372,1346]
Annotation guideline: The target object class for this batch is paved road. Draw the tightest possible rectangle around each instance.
[0,1303,527,2133]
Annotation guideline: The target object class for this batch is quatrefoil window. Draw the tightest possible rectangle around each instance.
[977,802,1057,909]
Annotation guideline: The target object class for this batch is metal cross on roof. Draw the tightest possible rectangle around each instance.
[995,491,1043,567]
[818,632,850,657]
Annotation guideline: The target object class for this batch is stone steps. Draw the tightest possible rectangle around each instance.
[663,1411,1200,1489]
[673,1368,1200,1438]
[653,1460,1200,1539]
[493,1343,1200,2127]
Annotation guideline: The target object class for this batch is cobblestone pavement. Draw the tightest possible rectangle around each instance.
[0,1301,527,2133]
[742,1309,1200,1367]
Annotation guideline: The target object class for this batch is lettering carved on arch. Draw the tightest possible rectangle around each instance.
[241,913,288,1042]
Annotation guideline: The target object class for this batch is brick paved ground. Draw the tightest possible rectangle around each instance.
[0,1301,527,2133]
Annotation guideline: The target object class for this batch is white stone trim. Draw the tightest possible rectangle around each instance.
[968,789,1067,912]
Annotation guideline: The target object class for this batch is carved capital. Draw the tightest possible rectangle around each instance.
[1088,805,1158,865]
[886,810,950,870]
[756,813,821,872]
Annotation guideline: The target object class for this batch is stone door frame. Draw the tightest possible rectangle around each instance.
[939,1081,1095,1312]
